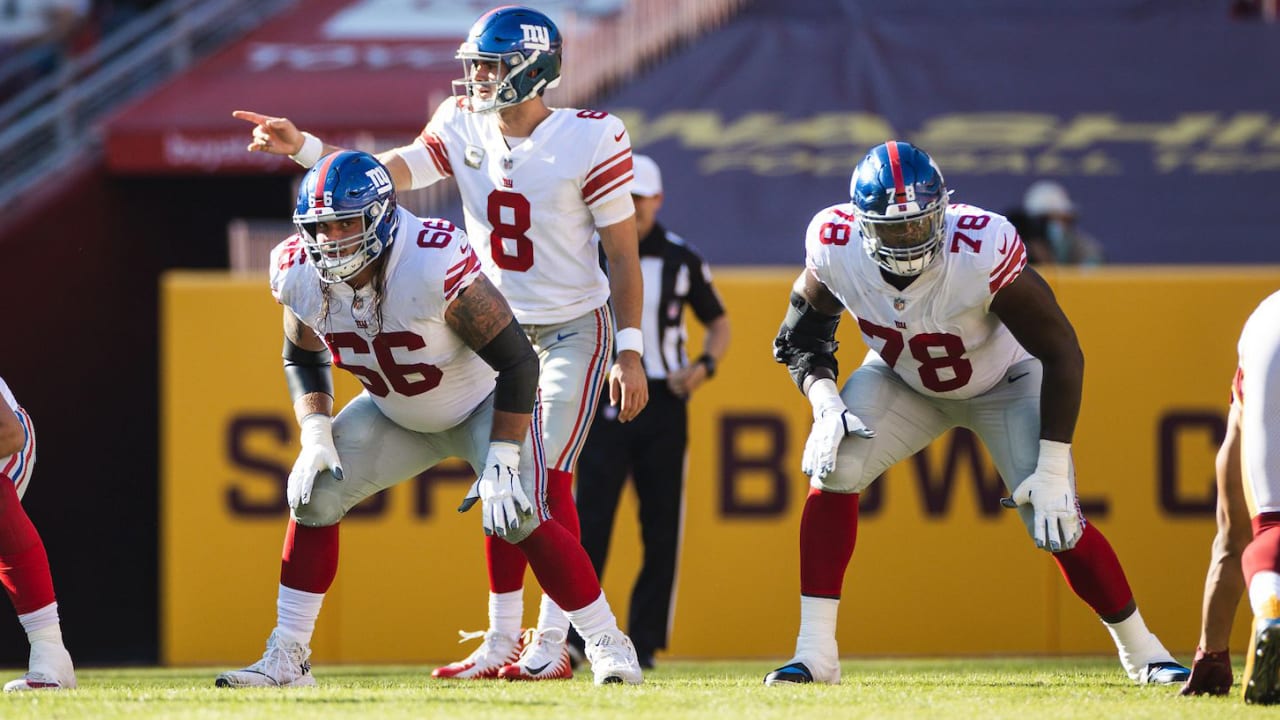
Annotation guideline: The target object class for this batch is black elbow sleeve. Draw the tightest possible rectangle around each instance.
[772,292,841,392]
[476,319,538,414]
[282,337,334,402]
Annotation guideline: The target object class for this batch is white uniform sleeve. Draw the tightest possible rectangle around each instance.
[268,235,308,305]
[983,219,1027,310]
[590,193,635,229]
[400,99,459,190]
[441,228,483,306]
[581,113,635,211]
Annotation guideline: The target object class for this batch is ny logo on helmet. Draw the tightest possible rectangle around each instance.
[521,24,551,51]
[364,166,393,195]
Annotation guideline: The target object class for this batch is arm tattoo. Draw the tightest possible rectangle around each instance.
[446,274,515,352]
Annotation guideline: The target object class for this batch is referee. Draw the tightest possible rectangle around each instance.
[570,154,731,669]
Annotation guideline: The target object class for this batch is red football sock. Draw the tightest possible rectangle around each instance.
[1242,512,1280,586]
[547,469,579,539]
[517,520,600,612]
[486,532,528,594]
[280,520,339,594]
[799,489,859,598]
[0,476,54,614]
[1052,523,1133,619]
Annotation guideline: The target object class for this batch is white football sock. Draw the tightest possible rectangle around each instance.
[489,589,524,637]
[18,601,59,637]
[795,596,839,662]
[1103,607,1172,679]
[276,584,324,645]
[1248,570,1280,617]
[536,593,571,636]
[564,591,616,641]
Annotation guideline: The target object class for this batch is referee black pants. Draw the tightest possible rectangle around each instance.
[574,381,687,658]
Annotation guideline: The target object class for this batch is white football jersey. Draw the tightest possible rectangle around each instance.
[806,202,1032,400]
[1236,289,1280,512]
[0,376,15,413]
[402,98,635,325]
[269,207,498,433]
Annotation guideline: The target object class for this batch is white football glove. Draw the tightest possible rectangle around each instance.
[1009,439,1082,552]
[458,442,532,536]
[288,413,343,509]
[802,379,875,480]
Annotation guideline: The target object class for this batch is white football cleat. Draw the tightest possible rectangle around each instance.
[432,629,523,680]
[584,628,643,685]
[215,630,317,688]
[3,640,75,692]
[498,627,573,680]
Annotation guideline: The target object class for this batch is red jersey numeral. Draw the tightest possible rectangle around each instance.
[278,237,306,270]
[324,331,443,398]
[417,219,456,249]
[949,215,989,254]
[819,222,853,246]
[857,320,973,393]
[486,190,534,271]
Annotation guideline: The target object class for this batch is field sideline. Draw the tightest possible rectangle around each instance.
[0,657,1259,719]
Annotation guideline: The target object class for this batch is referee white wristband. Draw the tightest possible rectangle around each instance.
[290,132,324,169]
[615,327,643,357]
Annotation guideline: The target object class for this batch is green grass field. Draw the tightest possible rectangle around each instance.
[0,658,1262,719]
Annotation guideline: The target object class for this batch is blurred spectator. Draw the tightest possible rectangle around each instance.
[0,0,92,103]
[1231,0,1279,21]
[1022,179,1104,267]
[0,0,92,57]
[1001,207,1046,262]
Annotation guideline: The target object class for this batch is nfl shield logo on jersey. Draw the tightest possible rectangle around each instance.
[893,297,907,311]
[464,145,484,169]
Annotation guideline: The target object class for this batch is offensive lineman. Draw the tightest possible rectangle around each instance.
[765,140,1189,686]
[214,151,641,688]
[233,5,646,681]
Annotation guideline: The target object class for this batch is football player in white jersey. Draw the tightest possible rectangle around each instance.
[233,5,646,680]
[214,151,641,688]
[1230,290,1280,704]
[1180,390,1249,697]
[765,141,1189,687]
[0,377,75,691]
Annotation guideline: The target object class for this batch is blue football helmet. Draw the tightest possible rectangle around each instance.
[851,141,949,277]
[293,151,399,284]
[453,6,562,113]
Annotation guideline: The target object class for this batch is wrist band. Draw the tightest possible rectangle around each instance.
[697,352,717,378]
[615,327,643,356]
[291,132,323,169]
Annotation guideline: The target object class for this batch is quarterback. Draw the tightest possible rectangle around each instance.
[234,5,646,680]
[766,140,1189,687]
[214,151,641,688]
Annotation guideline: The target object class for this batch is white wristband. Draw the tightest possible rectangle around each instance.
[806,377,844,419]
[1036,439,1072,477]
[486,440,521,467]
[290,132,324,169]
[298,413,333,444]
[615,327,643,356]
